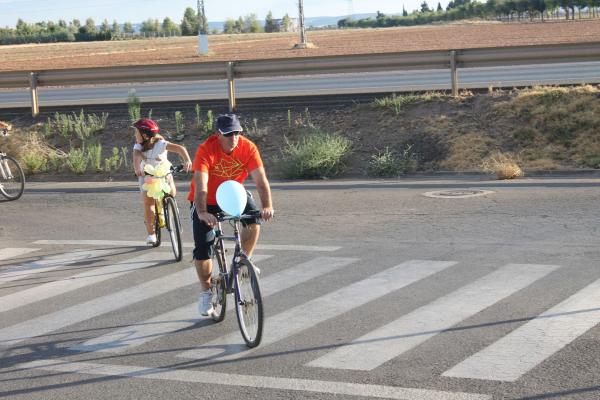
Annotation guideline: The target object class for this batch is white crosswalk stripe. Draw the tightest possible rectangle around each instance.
[0,249,122,284]
[307,263,559,371]
[443,277,600,382]
[0,248,40,261]
[0,252,190,346]
[70,256,356,353]
[177,260,458,361]
[0,253,162,313]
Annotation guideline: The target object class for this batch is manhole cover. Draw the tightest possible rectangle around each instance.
[423,189,494,199]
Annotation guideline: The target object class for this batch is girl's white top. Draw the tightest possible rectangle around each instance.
[133,140,168,170]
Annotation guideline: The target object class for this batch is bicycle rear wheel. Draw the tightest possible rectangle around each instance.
[234,259,263,347]
[0,155,25,201]
[165,197,182,261]
[152,200,161,248]
[211,238,227,322]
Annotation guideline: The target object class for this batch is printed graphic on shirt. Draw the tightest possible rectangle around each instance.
[213,156,245,179]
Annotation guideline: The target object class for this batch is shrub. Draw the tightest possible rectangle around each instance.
[86,142,103,172]
[279,128,352,179]
[128,90,141,123]
[481,152,523,180]
[368,145,416,177]
[66,148,88,173]
[22,152,46,174]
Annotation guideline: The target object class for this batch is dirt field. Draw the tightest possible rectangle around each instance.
[2,20,600,72]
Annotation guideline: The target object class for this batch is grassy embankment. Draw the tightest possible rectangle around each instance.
[2,85,599,180]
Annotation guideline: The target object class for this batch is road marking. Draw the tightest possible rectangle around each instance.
[0,248,40,261]
[0,249,121,284]
[20,359,491,400]
[71,256,357,353]
[443,277,600,382]
[0,253,193,346]
[33,240,341,252]
[307,263,559,371]
[178,260,458,361]
[0,253,162,313]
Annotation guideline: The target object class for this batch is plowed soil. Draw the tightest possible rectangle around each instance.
[2,20,600,72]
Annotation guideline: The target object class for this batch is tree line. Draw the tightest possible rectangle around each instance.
[0,8,295,45]
[338,0,600,28]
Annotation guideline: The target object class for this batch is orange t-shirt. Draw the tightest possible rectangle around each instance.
[187,135,263,205]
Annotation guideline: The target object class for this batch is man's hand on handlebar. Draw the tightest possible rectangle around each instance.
[198,211,218,228]
[183,161,192,173]
[260,207,274,222]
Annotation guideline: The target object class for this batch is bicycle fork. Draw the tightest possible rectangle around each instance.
[0,155,13,180]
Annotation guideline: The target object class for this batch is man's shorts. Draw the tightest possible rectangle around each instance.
[190,191,261,261]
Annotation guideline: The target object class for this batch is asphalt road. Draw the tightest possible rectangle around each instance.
[1,61,600,108]
[1,176,600,399]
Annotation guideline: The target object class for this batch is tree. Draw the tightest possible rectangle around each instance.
[181,18,193,35]
[85,18,97,33]
[100,19,110,34]
[140,18,160,33]
[264,11,277,32]
[112,20,120,35]
[421,1,432,12]
[123,21,134,34]
[223,18,236,34]
[162,17,180,35]
[403,6,409,16]
[181,7,198,35]
[243,13,262,33]
[281,13,292,32]
[437,2,443,11]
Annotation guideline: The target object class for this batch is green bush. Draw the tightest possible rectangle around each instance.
[128,90,141,123]
[368,146,417,177]
[66,148,87,173]
[22,152,47,174]
[280,128,352,179]
[86,142,103,172]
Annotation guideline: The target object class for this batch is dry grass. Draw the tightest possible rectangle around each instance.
[440,132,492,170]
[482,152,524,179]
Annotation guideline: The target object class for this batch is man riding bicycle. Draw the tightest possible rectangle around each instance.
[188,114,274,316]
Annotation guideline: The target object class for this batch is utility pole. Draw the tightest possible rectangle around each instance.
[197,0,208,55]
[294,0,311,49]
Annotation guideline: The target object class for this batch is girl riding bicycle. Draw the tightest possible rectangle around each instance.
[132,118,192,245]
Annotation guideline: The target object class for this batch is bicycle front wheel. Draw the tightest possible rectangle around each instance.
[234,259,263,347]
[0,155,25,200]
[165,197,182,261]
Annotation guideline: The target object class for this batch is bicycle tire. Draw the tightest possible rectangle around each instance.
[234,259,263,347]
[0,155,25,201]
[152,200,161,248]
[165,197,182,261]
[211,238,227,322]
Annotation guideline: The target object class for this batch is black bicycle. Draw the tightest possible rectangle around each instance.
[210,210,264,348]
[146,165,184,261]
[0,126,25,201]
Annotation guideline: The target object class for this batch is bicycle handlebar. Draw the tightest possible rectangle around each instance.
[217,210,262,222]
[143,164,185,177]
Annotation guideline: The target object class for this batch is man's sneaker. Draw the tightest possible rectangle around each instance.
[145,234,157,246]
[198,290,214,316]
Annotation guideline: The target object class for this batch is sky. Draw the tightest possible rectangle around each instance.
[0,0,448,28]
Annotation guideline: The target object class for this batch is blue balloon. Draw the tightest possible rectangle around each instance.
[216,180,247,217]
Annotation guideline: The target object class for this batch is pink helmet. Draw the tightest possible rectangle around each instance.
[133,118,160,135]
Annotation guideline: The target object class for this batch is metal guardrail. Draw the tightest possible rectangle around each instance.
[1,41,599,117]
